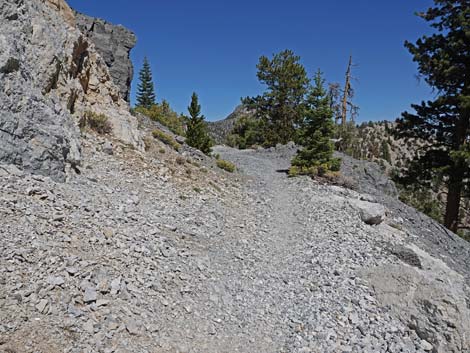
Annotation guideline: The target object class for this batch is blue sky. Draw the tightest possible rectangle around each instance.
[67,0,435,122]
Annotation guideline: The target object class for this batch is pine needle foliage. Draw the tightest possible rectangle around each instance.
[136,57,156,108]
[291,70,341,176]
[243,49,310,146]
[396,0,470,232]
[185,92,213,155]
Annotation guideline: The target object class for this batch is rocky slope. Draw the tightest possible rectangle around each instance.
[1,139,469,353]
[0,0,141,181]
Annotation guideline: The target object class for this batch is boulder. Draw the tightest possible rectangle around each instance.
[363,245,470,353]
[350,199,387,225]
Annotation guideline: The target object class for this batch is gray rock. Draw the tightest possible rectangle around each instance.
[83,287,97,303]
[83,320,95,334]
[390,245,422,269]
[36,299,49,313]
[125,319,140,336]
[102,141,114,155]
[421,340,434,351]
[75,12,137,103]
[339,152,398,198]
[0,0,83,182]
[67,304,83,318]
[110,278,121,295]
[47,276,65,287]
[350,199,387,225]
[363,245,470,353]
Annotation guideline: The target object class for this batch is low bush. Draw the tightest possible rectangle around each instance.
[152,129,180,151]
[79,111,112,135]
[216,159,236,173]
[136,102,186,136]
[175,156,186,165]
[288,158,341,178]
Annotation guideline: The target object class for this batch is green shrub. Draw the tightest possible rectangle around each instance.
[136,102,186,136]
[79,111,112,134]
[216,159,236,173]
[152,129,180,151]
[289,159,341,178]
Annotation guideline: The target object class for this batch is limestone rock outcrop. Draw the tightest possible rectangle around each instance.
[0,0,142,180]
[364,245,470,353]
[0,0,81,181]
[75,12,136,103]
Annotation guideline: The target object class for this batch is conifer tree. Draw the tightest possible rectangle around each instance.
[291,70,340,175]
[397,0,470,233]
[243,50,310,146]
[186,92,212,155]
[136,57,156,108]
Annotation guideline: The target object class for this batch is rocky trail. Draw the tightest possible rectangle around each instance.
[2,140,469,353]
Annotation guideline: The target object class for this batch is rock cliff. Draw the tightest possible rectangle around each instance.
[0,0,141,181]
[75,12,136,103]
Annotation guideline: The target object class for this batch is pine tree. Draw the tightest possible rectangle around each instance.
[381,140,392,164]
[291,70,340,175]
[243,50,310,146]
[136,57,156,108]
[397,0,470,233]
[186,92,212,155]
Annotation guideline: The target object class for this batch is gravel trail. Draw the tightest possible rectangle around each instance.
[1,141,467,353]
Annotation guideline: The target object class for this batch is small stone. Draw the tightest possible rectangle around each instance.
[67,304,83,318]
[102,141,114,155]
[103,228,114,238]
[349,312,360,325]
[66,267,79,276]
[421,340,433,351]
[52,213,65,222]
[110,278,121,295]
[47,276,65,287]
[96,279,110,293]
[96,299,110,307]
[125,319,140,335]
[36,299,49,313]
[83,287,97,303]
[83,320,95,334]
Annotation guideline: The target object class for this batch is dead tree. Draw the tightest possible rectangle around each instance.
[341,55,353,126]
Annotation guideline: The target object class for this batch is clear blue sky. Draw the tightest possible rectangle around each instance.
[67,0,435,122]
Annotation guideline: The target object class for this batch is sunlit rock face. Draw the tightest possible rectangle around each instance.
[0,0,142,180]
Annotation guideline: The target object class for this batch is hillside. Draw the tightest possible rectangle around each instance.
[1,1,470,353]
[206,105,254,145]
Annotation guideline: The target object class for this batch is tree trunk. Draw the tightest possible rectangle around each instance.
[341,55,352,126]
[444,168,464,233]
